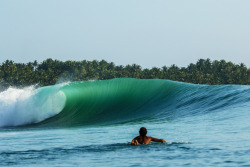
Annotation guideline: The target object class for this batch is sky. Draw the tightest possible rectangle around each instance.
[1,0,250,68]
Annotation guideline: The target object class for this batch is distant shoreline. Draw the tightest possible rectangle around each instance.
[0,58,249,89]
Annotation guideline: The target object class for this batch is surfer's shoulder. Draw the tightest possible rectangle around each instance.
[131,136,140,145]
[135,136,141,139]
[132,136,141,141]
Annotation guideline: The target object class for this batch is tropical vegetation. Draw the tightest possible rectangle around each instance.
[0,58,249,90]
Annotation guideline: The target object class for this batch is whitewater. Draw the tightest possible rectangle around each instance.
[0,78,250,166]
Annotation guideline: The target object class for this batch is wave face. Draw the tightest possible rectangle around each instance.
[0,78,249,128]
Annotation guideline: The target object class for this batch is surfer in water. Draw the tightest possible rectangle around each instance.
[131,127,166,145]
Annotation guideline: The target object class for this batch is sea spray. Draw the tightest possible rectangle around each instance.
[0,85,66,127]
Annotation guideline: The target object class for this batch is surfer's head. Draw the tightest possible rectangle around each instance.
[139,127,147,136]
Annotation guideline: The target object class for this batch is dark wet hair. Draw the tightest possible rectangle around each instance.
[139,127,147,136]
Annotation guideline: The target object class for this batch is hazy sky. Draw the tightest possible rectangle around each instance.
[1,0,250,68]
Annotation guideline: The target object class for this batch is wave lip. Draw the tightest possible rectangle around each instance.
[39,78,187,127]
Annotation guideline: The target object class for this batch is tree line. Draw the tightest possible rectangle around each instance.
[0,58,249,89]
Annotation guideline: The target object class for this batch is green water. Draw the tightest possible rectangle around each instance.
[0,78,250,166]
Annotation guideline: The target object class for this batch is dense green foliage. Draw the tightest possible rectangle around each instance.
[0,58,249,89]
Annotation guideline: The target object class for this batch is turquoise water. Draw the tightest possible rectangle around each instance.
[0,78,250,166]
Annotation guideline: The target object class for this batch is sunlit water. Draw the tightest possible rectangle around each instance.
[0,79,249,166]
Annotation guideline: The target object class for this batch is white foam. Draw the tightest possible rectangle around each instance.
[0,85,66,127]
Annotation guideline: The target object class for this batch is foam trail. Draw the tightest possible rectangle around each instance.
[0,85,66,127]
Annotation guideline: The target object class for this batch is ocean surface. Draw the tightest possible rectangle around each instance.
[0,78,250,166]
